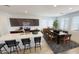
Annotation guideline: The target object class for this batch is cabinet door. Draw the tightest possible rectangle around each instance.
[10,18,39,26]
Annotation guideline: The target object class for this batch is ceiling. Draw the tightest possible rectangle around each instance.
[0,5,79,17]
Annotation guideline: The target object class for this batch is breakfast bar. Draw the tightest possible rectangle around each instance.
[0,32,43,52]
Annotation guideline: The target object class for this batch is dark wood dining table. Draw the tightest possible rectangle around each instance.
[49,29,70,44]
[56,32,68,44]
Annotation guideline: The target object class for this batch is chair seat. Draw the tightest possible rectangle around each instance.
[16,42,19,45]
[64,39,70,41]
[8,42,19,47]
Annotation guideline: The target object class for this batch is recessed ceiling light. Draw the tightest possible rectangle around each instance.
[69,8,72,10]
[53,5,57,7]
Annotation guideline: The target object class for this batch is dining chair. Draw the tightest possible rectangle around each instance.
[21,38,31,53]
[63,34,72,44]
[52,32,59,43]
[5,40,21,53]
[63,31,68,34]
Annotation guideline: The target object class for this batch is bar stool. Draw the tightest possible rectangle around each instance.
[0,43,8,54]
[34,37,41,52]
[21,38,31,53]
[5,40,21,54]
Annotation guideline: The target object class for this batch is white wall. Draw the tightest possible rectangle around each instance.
[9,14,41,31]
[9,14,55,31]
[70,31,79,44]
[0,12,10,36]
[0,13,55,36]
[1,10,79,36]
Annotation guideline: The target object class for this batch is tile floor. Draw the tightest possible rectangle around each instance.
[2,31,79,54]
[2,37,53,54]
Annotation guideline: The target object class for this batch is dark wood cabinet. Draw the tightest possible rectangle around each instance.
[10,18,39,26]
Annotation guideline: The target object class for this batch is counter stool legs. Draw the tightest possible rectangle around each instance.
[3,46,9,54]
[35,44,41,52]
[10,47,12,53]
[16,46,18,53]
[29,44,31,53]
[35,44,36,52]
[0,49,2,54]
[23,45,26,53]
[18,45,21,52]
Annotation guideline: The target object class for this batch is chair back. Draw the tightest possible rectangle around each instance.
[63,34,72,41]
[34,37,41,43]
[0,43,5,49]
[63,31,68,34]
[5,40,17,47]
[21,38,30,45]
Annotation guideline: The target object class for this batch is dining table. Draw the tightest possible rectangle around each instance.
[56,31,68,44]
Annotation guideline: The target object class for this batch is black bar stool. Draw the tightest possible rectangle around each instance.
[5,40,21,54]
[21,38,31,53]
[0,43,8,54]
[34,37,41,52]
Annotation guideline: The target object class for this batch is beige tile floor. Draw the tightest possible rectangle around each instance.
[60,31,79,54]
[13,46,53,54]
[2,31,79,54]
[3,37,53,54]
[59,47,79,54]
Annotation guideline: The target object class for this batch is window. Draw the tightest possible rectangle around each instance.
[39,17,55,29]
[71,16,79,31]
[59,17,69,30]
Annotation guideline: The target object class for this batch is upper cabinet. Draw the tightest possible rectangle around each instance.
[10,18,39,27]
